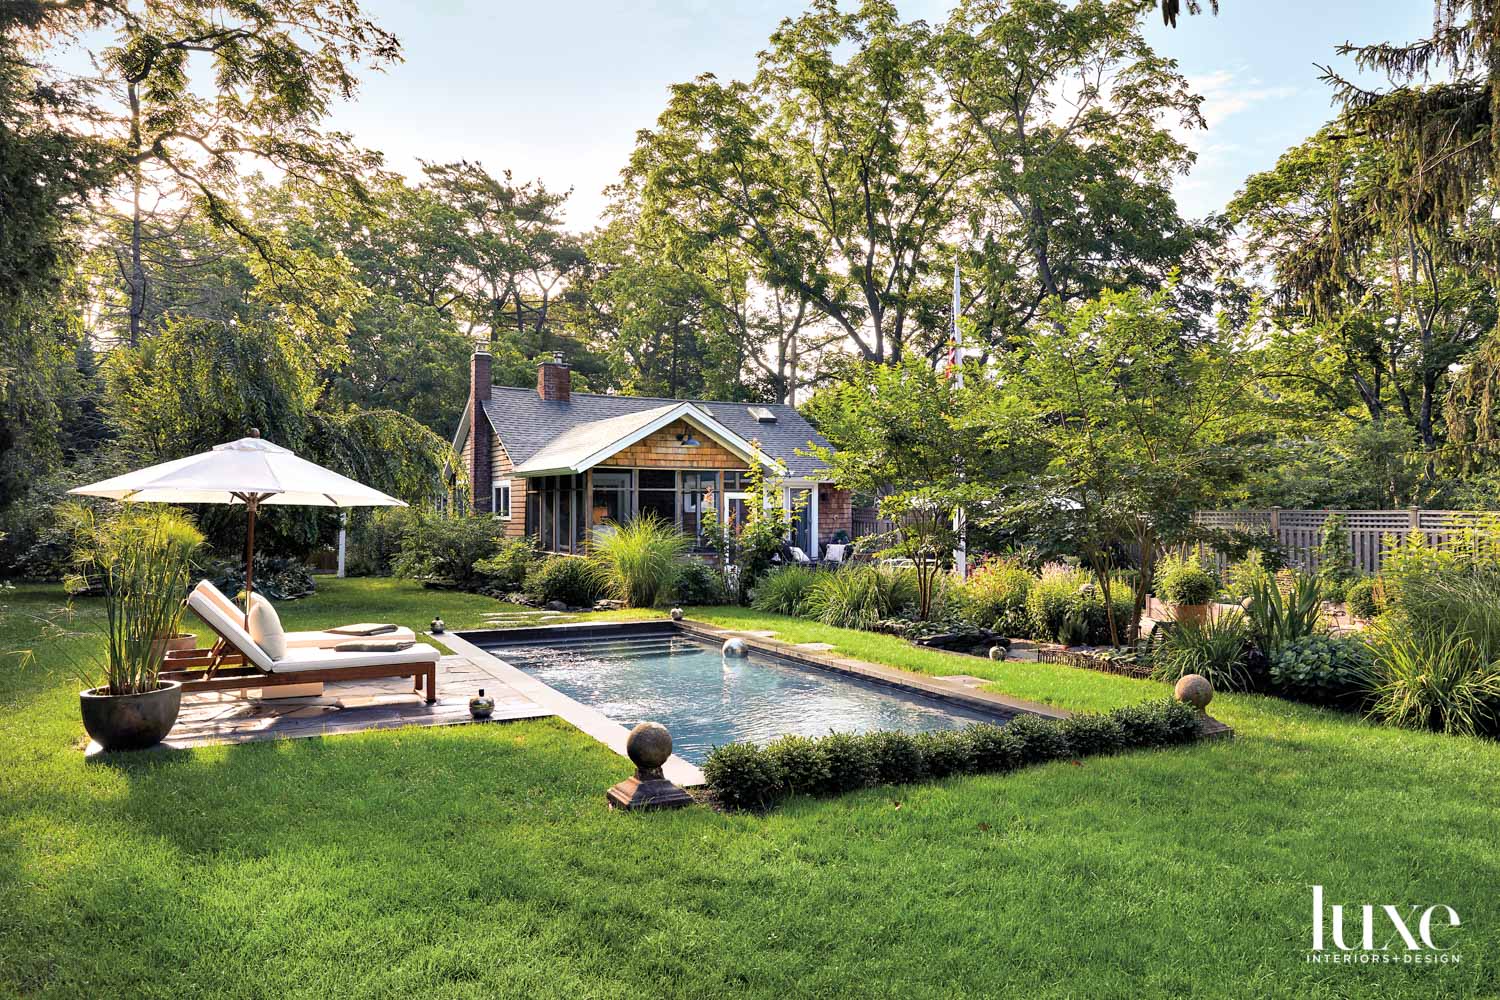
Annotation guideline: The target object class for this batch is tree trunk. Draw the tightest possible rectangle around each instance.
[127,83,144,347]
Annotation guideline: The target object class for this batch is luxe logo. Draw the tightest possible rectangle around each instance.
[1308,885,1462,965]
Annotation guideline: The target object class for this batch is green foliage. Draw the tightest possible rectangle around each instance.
[1269,634,1375,707]
[913,730,973,778]
[671,558,728,606]
[1157,555,1216,606]
[1003,714,1072,765]
[701,742,784,812]
[1314,513,1357,588]
[473,538,540,593]
[203,554,315,603]
[700,460,803,602]
[523,557,605,608]
[1344,577,1381,620]
[392,512,507,591]
[1056,714,1127,757]
[803,566,919,631]
[587,515,690,608]
[954,557,1034,634]
[864,730,928,785]
[1367,570,1500,736]
[704,698,1202,810]
[1244,572,1324,658]
[1153,611,1253,692]
[1367,621,1500,738]
[763,735,834,798]
[1023,564,1135,645]
[750,566,821,617]
[1222,553,1273,604]
[345,508,416,578]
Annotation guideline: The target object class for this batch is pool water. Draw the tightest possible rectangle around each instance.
[486,631,1006,765]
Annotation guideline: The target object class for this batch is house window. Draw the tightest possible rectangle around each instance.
[637,469,676,525]
[592,470,631,528]
[681,471,719,547]
[492,480,511,520]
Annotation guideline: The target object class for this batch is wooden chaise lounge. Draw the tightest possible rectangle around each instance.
[161,583,440,703]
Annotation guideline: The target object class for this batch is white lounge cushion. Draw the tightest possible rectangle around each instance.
[192,579,418,650]
[247,593,287,661]
[270,643,441,673]
[187,589,440,674]
[187,589,276,672]
[284,626,418,649]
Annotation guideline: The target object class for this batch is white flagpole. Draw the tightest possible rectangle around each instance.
[951,258,967,580]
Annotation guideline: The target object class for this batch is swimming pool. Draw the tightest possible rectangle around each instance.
[476,629,1009,765]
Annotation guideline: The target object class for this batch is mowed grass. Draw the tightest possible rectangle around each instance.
[1,578,1497,998]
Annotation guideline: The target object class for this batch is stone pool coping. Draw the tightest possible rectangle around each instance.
[447,618,1109,788]
[441,625,707,787]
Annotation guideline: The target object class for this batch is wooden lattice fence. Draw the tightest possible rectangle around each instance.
[1191,508,1500,574]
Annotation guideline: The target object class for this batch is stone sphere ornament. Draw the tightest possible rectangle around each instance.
[722,637,749,658]
[1174,673,1214,710]
[469,688,494,720]
[988,644,1008,661]
[430,616,445,634]
[626,721,674,779]
[670,607,685,621]
[606,721,694,811]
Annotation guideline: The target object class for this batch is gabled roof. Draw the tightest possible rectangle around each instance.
[473,385,834,478]
[512,401,783,476]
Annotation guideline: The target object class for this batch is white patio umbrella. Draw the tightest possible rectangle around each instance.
[69,430,407,621]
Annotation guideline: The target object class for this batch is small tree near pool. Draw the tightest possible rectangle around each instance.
[983,286,1263,644]
[877,490,959,621]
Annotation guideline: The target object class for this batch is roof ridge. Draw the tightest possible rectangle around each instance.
[485,383,798,409]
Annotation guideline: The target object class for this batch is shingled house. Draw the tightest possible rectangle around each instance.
[449,349,851,558]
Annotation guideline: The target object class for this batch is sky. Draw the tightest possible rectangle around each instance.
[305,0,1438,230]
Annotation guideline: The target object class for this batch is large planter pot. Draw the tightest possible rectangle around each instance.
[1172,602,1211,625]
[79,681,183,751]
[163,632,196,654]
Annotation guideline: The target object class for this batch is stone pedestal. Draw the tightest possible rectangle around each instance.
[606,774,694,810]
[606,721,694,811]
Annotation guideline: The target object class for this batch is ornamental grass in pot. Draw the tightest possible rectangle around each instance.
[69,506,205,751]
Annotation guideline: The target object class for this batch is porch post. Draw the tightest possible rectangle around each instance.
[808,485,820,560]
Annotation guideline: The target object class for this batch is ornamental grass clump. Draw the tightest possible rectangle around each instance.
[803,565,918,630]
[751,565,821,616]
[703,699,1203,810]
[1152,611,1254,692]
[588,514,691,608]
[1366,572,1500,737]
[65,505,204,696]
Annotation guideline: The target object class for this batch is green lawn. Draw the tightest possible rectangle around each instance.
[2,578,1496,998]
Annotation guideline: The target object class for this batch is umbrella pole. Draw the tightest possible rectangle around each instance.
[243,494,260,627]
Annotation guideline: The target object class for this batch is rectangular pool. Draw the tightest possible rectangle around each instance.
[474,629,1009,765]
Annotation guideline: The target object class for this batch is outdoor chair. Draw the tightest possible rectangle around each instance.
[191,580,417,648]
[162,582,440,702]
[821,543,848,567]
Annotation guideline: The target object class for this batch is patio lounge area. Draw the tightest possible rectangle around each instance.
[102,652,547,754]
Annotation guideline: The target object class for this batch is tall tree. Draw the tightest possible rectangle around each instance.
[422,160,588,359]
[630,0,971,364]
[82,0,399,345]
[1231,122,1497,484]
[939,0,1214,348]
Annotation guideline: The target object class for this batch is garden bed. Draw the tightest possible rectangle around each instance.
[1036,647,1155,681]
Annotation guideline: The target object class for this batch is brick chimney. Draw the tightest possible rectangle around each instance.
[470,346,492,514]
[537,352,571,402]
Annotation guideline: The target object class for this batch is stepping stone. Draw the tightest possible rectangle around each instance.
[795,642,836,652]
